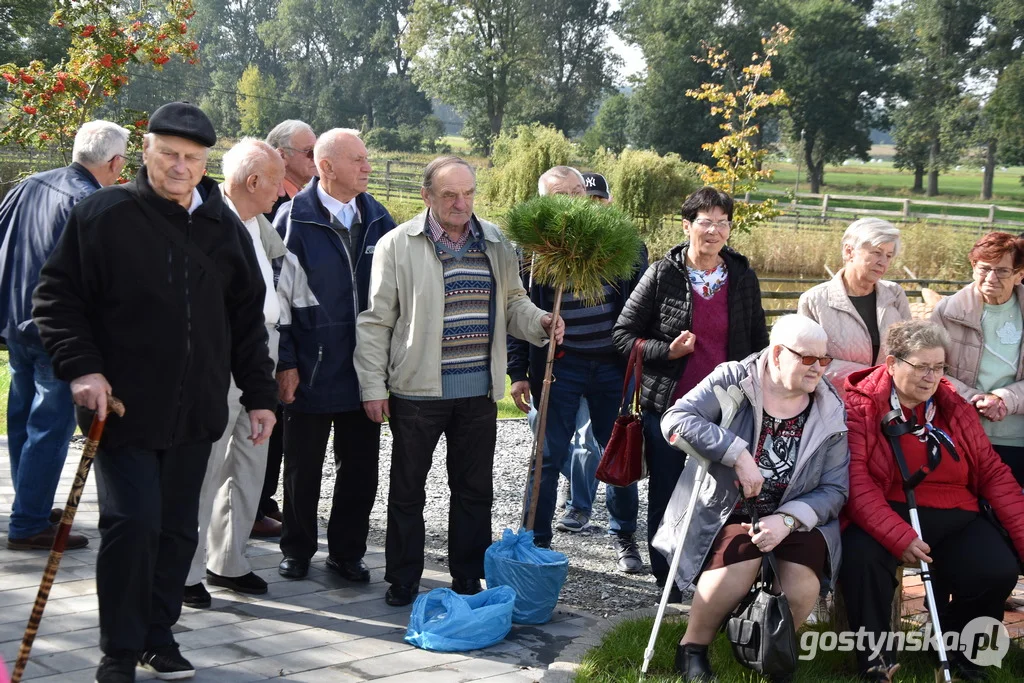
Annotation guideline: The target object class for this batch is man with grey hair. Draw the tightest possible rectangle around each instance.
[273,128,396,582]
[33,102,278,682]
[183,138,287,608]
[355,156,564,606]
[537,165,586,197]
[265,119,317,220]
[0,119,127,553]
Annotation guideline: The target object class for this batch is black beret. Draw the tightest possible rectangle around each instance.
[148,101,216,147]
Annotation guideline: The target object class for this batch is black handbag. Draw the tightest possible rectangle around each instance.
[724,506,798,677]
[979,498,1024,573]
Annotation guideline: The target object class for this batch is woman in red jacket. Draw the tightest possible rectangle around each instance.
[840,319,1024,682]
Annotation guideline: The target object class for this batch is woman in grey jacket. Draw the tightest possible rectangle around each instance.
[655,315,850,682]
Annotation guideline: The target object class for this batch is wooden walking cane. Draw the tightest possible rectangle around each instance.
[11,397,125,683]
[524,286,564,531]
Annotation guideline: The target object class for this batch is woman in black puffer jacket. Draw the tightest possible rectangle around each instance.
[612,186,769,590]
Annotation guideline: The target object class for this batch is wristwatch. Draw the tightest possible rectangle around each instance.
[781,513,796,530]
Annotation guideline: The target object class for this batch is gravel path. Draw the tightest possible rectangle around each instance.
[315,418,669,618]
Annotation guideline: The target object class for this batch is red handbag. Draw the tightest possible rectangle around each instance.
[596,339,647,487]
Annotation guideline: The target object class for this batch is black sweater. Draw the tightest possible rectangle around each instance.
[32,167,278,449]
[612,243,769,414]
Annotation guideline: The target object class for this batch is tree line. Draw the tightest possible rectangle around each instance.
[1,0,1022,198]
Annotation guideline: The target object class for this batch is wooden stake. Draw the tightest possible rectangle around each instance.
[524,285,564,531]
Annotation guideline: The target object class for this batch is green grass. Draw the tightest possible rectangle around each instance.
[762,161,1024,205]
[574,615,1024,682]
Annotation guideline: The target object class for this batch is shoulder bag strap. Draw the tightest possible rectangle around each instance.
[631,339,645,414]
[743,498,782,591]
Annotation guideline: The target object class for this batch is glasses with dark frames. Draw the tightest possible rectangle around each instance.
[895,357,949,377]
[780,344,833,367]
[284,146,314,160]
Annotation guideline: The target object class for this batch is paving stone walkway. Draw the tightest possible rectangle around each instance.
[0,438,598,682]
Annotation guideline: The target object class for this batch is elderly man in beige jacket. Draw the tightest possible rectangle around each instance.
[798,218,911,396]
[354,155,563,607]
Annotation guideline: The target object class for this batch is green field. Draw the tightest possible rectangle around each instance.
[762,159,1024,205]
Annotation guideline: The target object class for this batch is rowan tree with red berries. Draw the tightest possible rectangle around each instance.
[0,0,200,165]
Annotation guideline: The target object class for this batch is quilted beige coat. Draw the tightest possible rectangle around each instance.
[798,269,911,396]
[929,283,1024,413]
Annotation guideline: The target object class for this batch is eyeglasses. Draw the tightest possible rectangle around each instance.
[284,146,315,160]
[691,218,732,231]
[109,153,126,163]
[780,345,833,367]
[896,357,949,377]
[973,263,1017,280]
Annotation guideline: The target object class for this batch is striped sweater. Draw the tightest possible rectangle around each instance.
[436,239,493,398]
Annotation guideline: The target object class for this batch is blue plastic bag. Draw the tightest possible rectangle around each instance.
[404,585,516,652]
[484,528,569,625]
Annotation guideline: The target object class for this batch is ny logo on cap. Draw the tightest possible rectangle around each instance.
[584,176,597,187]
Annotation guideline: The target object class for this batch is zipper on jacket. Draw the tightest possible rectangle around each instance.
[171,213,194,444]
[309,343,323,387]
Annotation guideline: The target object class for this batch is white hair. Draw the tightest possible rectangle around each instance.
[537,166,585,196]
[841,217,901,259]
[72,120,129,166]
[313,128,362,167]
[771,314,828,349]
[222,137,281,187]
[266,119,315,150]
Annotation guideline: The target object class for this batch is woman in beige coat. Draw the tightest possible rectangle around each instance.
[930,231,1024,486]
[798,218,911,396]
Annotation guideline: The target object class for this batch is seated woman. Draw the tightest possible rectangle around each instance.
[931,231,1024,487]
[798,217,911,398]
[840,319,1024,681]
[658,315,849,682]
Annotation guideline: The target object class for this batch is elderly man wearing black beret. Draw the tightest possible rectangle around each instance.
[32,102,279,683]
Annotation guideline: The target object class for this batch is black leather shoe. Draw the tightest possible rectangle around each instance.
[325,556,370,582]
[675,642,715,682]
[207,570,268,594]
[182,582,211,608]
[451,578,483,595]
[278,556,309,579]
[384,583,419,606]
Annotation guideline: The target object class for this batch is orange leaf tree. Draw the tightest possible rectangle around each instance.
[686,24,791,233]
[0,0,200,165]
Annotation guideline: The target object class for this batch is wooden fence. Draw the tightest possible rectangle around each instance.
[740,190,1024,232]
[759,277,969,320]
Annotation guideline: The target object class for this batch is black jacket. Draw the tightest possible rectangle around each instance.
[32,167,278,449]
[612,242,769,414]
[507,246,648,403]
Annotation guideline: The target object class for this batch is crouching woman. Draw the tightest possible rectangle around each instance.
[655,315,850,682]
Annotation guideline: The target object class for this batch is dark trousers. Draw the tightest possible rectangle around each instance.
[386,395,497,587]
[93,441,211,655]
[280,408,380,561]
[840,503,1018,672]
[257,404,285,520]
[993,444,1024,491]
[643,409,684,585]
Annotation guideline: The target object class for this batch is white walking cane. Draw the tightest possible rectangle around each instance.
[641,384,744,678]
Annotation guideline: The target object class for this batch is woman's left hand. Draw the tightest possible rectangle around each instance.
[742,514,792,553]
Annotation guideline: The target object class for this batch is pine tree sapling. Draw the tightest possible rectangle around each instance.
[502,194,641,528]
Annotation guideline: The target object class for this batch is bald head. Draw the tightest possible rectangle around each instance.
[222,137,286,221]
[315,128,371,203]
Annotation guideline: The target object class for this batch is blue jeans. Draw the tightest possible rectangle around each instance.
[7,335,77,538]
[525,354,639,545]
